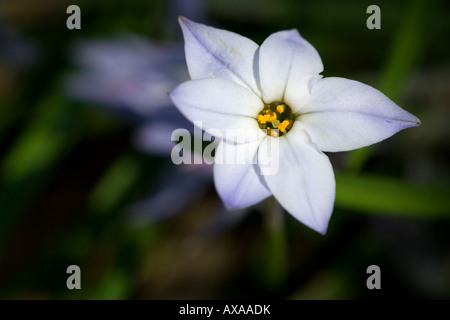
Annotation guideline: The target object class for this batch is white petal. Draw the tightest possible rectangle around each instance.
[258,29,323,107]
[258,125,335,234]
[214,139,271,209]
[299,77,421,152]
[179,17,261,97]
[170,78,265,143]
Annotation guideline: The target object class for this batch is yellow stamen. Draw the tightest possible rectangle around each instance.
[276,105,284,113]
[259,111,277,123]
[257,114,270,124]
[257,102,295,137]
[278,120,291,132]
[268,110,277,121]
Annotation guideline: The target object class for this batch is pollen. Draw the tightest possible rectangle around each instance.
[269,111,277,121]
[276,105,284,113]
[278,120,292,132]
[256,101,296,137]
[257,114,270,124]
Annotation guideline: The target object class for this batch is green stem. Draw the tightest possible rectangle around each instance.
[262,197,288,290]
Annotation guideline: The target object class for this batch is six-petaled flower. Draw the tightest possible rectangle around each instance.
[170,17,420,234]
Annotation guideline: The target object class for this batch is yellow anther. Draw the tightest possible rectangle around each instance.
[276,105,284,113]
[269,111,277,121]
[259,111,277,123]
[257,102,294,137]
[278,120,291,132]
[257,114,270,124]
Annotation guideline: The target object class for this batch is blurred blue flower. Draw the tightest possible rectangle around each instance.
[65,36,188,119]
[65,35,199,155]
[64,34,247,232]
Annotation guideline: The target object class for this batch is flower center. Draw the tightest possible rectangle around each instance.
[256,101,295,137]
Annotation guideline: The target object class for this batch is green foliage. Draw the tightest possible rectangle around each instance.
[336,173,450,217]
[0,0,448,300]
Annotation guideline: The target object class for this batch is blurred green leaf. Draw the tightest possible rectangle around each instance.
[91,269,130,300]
[378,0,427,100]
[289,270,354,300]
[347,0,427,172]
[0,94,78,183]
[335,173,450,217]
[0,93,84,249]
[88,156,142,215]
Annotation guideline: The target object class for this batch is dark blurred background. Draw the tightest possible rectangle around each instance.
[0,0,449,299]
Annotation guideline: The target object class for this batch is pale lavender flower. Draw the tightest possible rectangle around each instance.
[65,35,194,155]
[170,18,421,234]
[64,35,225,226]
[66,36,187,118]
